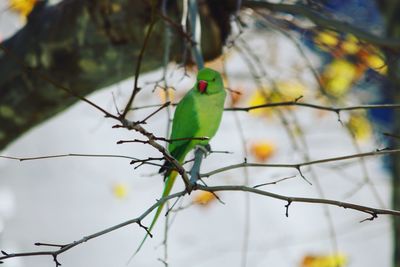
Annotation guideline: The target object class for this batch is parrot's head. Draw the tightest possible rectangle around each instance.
[196,68,224,95]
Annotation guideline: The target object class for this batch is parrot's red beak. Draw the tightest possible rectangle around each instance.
[198,80,208,93]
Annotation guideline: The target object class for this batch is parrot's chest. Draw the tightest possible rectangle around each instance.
[197,93,223,116]
[194,93,225,137]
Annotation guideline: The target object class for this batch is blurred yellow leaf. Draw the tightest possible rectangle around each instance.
[250,140,276,162]
[365,53,387,75]
[301,253,347,267]
[321,59,357,97]
[347,113,372,141]
[314,30,339,51]
[248,90,270,116]
[193,191,216,206]
[356,46,387,75]
[8,0,37,19]
[341,34,360,55]
[270,81,306,102]
[112,183,129,199]
[247,81,305,116]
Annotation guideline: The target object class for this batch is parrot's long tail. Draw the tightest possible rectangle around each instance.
[131,170,179,257]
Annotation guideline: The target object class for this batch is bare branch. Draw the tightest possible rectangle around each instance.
[0,153,166,169]
[34,243,65,248]
[120,120,192,190]
[196,184,400,217]
[226,100,400,114]
[130,102,178,111]
[201,148,400,178]
[253,175,296,188]
[131,101,400,115]
[117,136,209,145]
[136,101,171,124]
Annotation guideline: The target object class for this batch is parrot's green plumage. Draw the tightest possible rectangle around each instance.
[134,68,226,254]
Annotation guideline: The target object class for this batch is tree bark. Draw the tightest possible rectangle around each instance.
[0,0,236,150]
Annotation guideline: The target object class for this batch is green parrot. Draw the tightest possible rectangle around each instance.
[135,67,226,254]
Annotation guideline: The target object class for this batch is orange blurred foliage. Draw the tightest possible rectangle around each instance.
[229,87,244,107]
[250,140,276,162]
[8,0,37,20]
[301,253,347,267]
[193,191,216,206]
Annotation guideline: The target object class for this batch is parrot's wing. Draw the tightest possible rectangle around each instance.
[168,90,200,159]
[159,90,200,174]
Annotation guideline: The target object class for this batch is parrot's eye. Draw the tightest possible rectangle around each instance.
[198,80,208,93]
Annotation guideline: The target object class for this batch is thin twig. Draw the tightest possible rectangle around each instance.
[131,101,400,114]
[195,184,399,217]
[201,148,400,178]
[120,120,192,190]
[130,102,178,111]
[0,153,166,169]
[117,136,209,145]
[253,175,296,188]
[226,101,400,114]
[136,101,171,124]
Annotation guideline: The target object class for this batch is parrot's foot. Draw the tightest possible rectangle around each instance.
[195,144,211,158]
[189,146,209,185]
[189,174,200,187]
